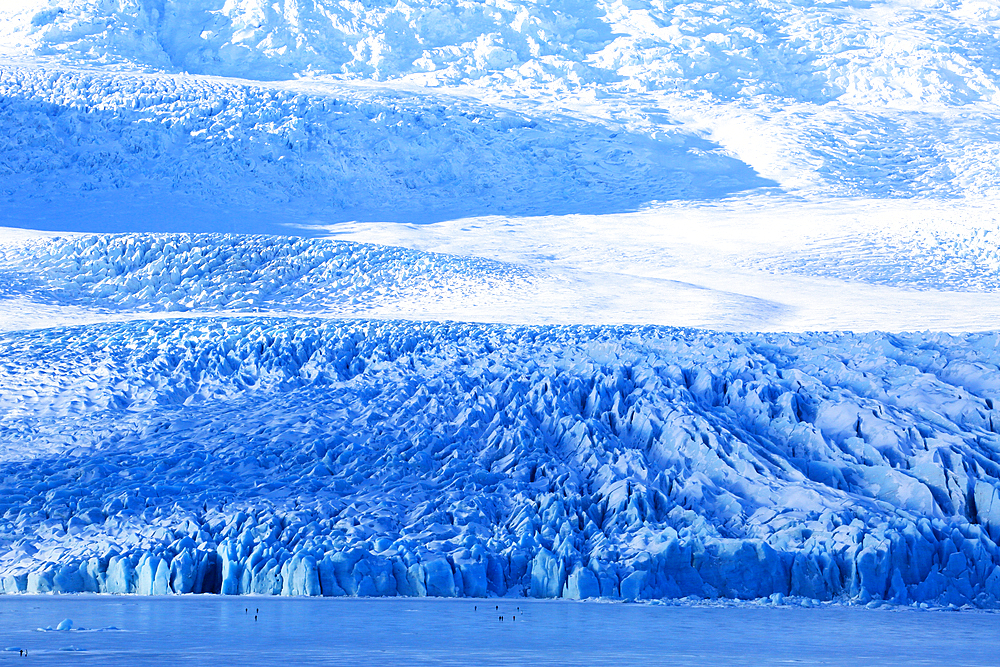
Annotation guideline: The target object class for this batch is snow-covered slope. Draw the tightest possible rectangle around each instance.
[3,0,998,107]
[2,0,1000,231]
[2,317,1000,605]
[6,204,1000,333]
[0,64,777,232]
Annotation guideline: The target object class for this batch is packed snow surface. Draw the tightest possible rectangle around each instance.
[2,597,999,666]
[2,0,1000,610]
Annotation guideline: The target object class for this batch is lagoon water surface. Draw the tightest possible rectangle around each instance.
[0,596,997,666]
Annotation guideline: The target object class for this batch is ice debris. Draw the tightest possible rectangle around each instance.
[1,318,1000,606]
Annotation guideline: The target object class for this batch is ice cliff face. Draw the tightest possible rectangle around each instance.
[2,312,1000,605]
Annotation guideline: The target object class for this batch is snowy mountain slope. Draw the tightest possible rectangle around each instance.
[2,0,1000,232]
[1,62,998,232]
[3,0,998,107]
[2,317,1000,605]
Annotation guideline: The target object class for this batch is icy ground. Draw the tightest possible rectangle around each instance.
[1,0,1000,611]
[1,596,998,666]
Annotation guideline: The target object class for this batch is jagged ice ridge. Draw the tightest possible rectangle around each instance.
[2,317,1000,606]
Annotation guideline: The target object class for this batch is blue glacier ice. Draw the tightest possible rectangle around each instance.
[1,0,999,613]
[1,313,999,606]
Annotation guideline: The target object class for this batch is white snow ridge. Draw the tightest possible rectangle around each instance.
[1,0,1000,610]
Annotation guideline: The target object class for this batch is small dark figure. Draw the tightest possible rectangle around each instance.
[254,615,257,621]
[19,650,22,656]
[474,605,477,611]
[513,615,516,621]
[495,605,498,610]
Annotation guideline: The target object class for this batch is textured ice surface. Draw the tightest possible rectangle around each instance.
[7,208,1000,333]
[0,233,533,315]
[0,64,773,231]
[2,0,1000,233]
[2,0,998,108]
[2,317,1000,605]
[2,596,999,666]
[1,0,1000,610]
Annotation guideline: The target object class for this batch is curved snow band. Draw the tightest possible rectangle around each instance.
[1,318,999,606]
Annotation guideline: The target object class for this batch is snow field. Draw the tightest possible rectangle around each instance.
[326,198,1000,331]
[1,317,1000,605]
[7,201,1000,334]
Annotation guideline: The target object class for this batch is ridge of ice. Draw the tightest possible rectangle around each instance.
[0,233,534,316]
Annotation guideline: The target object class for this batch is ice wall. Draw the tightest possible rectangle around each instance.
[2,316,1000,606]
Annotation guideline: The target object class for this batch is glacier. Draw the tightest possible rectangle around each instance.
[0,63,774,232]
[2,0,1000,231]
[2,307,1000,605]
[0,0,1000,613]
